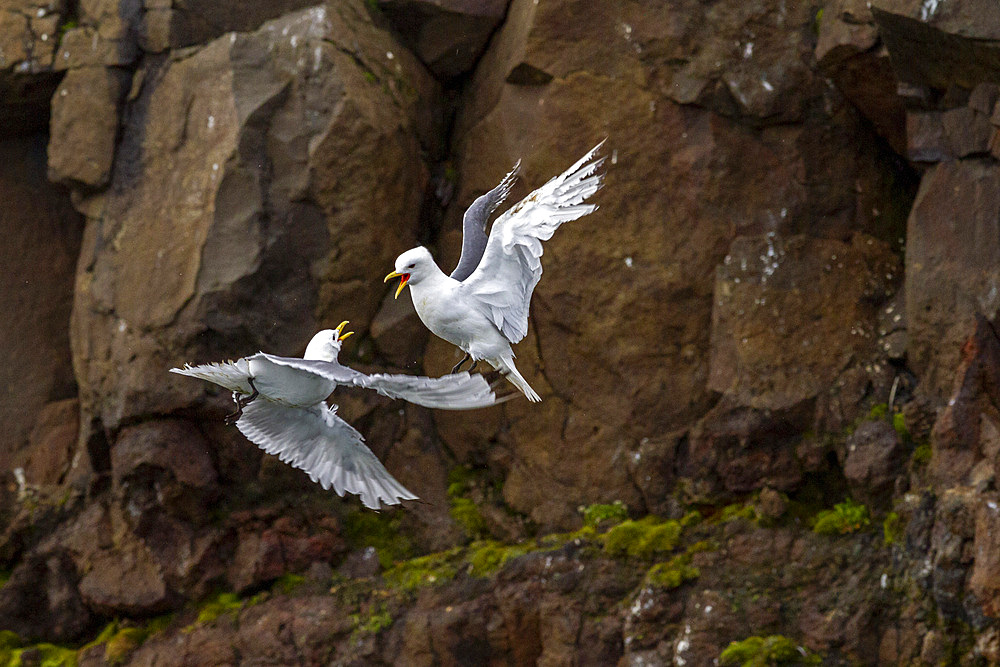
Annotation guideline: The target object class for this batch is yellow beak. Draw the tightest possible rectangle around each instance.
[334,320,354,341]
[383,270,410,299]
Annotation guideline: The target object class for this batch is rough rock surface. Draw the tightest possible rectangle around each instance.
[0,136,81,465]
[5,0,1000,662]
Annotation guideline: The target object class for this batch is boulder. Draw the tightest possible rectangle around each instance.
[377,0,511,79]
[0,550,94,642]
[70,3,440,436]
[843,419,906,507]
[905,161,1000,400]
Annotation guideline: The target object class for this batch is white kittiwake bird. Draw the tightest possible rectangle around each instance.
[170,321,501,509]
[385,141,607,402]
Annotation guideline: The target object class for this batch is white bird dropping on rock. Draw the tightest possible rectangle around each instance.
[385,141,607,402]
[171,322,501,509]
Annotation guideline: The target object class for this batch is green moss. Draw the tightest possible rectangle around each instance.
[343,511,413,569]
[912,442,932,466]
[2,643,79,667]
[883,512,903,546]
[717,503,759,524]
[104,628,148,665]
[892,412,908,439]
[646,554,700,589]
[195,592,243,625]
[720,635,820,666]
[0,631,20,650]
[680,510,703,528]
[0,570,10,589]
[450,497,488,539]
[579,501,629,528]
[868,402,889,420]
[383,549,461,592]
[362,70,377,83]
[350,603,393,639]
[811,499,870,535]
[273,573,306,594]
[603,517,681,559]
[467,540,535,577]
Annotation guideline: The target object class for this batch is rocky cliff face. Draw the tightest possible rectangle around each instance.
[2,0,1000,664]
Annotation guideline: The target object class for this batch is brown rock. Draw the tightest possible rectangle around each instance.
[970,499,1000,615]
[14,398,79,487]
[112,419,219,522]
[843,419,906,507]
[434,0,910,527]
[48,66,129,187]
[0,550,94,642]
[71,4,439,432]
[0,136,81,464]
[872,5,1000,92]
[905,161,1000,400]
[907,111,949,162]
[78,539,173,615]
[942,106,993,157]
[929,316,1000,486]
[378,0,511,79]
[710,233,899,413]
[816,2,905,153]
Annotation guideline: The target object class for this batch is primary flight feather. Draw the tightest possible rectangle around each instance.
[385,141,607,402]
[171,321,501,509]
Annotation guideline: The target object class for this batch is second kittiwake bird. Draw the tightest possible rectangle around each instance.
[170,322,500,509]
[385,141,607,402]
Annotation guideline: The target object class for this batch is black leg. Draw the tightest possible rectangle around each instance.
[451,353,472,374]
[225,378,259,425]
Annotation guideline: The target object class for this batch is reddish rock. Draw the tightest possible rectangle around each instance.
[78,539,173,616]
[905,161,1000,400]
[970,494,1000,615]
[15,398,79,487]
[843,419,906,507]
[929,314,1000,486]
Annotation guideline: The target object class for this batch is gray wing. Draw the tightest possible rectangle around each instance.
[462,141,606,344]
[236,399,418,510]
[254,353,362,384]
[450,160,521,282]
[170,359,253,394]
[256,357,500,410]
[356,371,499,410]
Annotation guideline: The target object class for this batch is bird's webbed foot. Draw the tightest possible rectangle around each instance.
[224,377,259,425]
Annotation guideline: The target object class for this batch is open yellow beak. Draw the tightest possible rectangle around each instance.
[383,271,410,299]
[334,320,354,341]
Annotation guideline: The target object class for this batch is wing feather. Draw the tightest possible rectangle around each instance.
[253,357,499,410]
[450,160,521,281]
[236,399,418,509]
[170,359,253,394]
[462,141,606,344]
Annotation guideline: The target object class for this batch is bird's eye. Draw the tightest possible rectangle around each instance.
[408,264,415,269]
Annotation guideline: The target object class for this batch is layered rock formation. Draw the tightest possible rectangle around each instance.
[2,0,1000,663]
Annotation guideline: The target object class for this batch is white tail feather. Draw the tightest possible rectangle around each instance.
[496,356,541,402]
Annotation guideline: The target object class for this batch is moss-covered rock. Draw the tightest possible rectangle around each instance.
[811,499,870,535]
[719,634,820,665]
[343,511,414,568]
[603,517,682,559]
[383,548,462,592]
[579,501,629,528]
[646,554,700,589]
[467,540,536,577]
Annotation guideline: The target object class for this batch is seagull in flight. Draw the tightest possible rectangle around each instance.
[170,322,501,509]
[385,141,606,402]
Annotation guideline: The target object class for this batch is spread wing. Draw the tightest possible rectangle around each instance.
[236,399,418,510]
[254,357,499,410]
[461,140,606,344]
[170,359,253,394]
[450,160,521,282]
